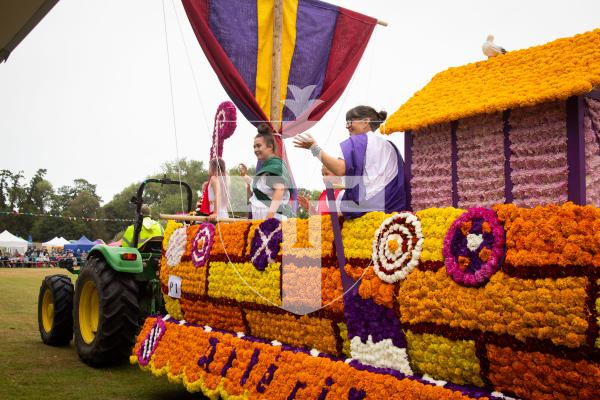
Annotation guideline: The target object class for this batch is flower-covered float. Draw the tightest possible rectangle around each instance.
[382,29,600,210]
[131,29,600,400]
[132,201,600,399]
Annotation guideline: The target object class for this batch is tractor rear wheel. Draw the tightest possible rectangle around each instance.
[38,275,74,346]
[73,256,140,367]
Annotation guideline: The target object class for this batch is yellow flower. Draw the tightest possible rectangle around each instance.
[207,261,281,306]
[415,207,464,262]
[342,212,392,259]
[163,295,184,320]
[383,29,600,133]
[398,268,589,347]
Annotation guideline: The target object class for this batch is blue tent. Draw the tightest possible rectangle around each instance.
[63,236,95,254]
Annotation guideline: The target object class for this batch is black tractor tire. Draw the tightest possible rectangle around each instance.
[73,256,140,367]
[38,274,74,346]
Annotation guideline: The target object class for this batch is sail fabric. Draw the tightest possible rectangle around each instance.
[182,0,377,137]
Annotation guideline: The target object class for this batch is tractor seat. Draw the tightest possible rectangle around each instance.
[138,236,164,253]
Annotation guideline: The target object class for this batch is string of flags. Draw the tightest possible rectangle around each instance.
[0,210,135,223]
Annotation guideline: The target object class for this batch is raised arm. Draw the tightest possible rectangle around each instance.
[293,133,346,176]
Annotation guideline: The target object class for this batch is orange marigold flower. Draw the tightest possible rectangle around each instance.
[460,221,472,236]
[458,256,470,271]
[479,247,492,262]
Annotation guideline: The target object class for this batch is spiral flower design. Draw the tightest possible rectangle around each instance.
[372,213,423,283]
[191,223,215,267]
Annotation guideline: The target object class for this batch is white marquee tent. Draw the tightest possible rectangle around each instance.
[0,230,28,254]
[42,237,70,248]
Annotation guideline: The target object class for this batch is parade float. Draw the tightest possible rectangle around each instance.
[130,1,600,399]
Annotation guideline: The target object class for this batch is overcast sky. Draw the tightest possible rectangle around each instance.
[2,0,599,205]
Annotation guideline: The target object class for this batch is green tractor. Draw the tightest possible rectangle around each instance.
[37,178,193,366]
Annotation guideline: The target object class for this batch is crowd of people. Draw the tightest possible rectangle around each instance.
[199,104,405,221]
[0,248,87,268]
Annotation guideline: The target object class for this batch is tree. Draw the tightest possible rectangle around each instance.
[101,183,138,241]
[31,178,107,242]
[7,170,24,210]
[143,158,208,214]
[21,169,53,213]
[0,169,12,210]
[99,158,209,241]
[0,170,32,239]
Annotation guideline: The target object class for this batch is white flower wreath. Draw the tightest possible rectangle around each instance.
[371,212,423,283]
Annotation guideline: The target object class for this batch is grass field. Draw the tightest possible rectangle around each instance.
[0,268,205,400]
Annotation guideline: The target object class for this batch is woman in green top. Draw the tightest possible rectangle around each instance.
[248,124,293,220]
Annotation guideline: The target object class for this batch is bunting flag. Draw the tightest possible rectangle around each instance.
[0,210,134,223]
[181,0,377,139]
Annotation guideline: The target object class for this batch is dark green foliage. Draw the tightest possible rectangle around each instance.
[0,159,321,242]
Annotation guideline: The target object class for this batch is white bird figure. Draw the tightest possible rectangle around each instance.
[482,34,507,58]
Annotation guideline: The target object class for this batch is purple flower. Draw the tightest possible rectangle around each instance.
[250,218,282,271]
[192,223,215,268]
[443,208,505,287]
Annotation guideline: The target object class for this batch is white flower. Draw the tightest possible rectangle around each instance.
[372,213,423,283]
[309,348,320,357]
[271,340,282,346]
[203,326,212,332]
[466,233,484,251]
[166,227,187,267]
[422,374,447,387]
[349,335,412,375]
[491,392,518,400]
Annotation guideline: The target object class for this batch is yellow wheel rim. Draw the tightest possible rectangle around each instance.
[41,288,54,333]
[79,281,100,344]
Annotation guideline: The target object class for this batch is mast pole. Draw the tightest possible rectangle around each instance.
[270,0,283,133]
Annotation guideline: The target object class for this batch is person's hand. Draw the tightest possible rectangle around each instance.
[293,132,317,150]
[266,212,275,219]
[208,213,217,221]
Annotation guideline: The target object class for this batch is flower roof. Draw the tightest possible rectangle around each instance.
[382,29,600,133]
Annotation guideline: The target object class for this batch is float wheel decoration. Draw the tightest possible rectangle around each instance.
[250,218,282,271]
[372,212,424,283]
[191,223,215,267]
[137,318,166,366]
[442,208,505,287]
[166,227,188,267]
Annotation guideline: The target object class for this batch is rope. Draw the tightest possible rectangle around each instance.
[303,69,357,195]
[302,26,381,207]
[170,0,239,217]
[365,28,377,104]
[170,0,211,134]
[161,0,185,213]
